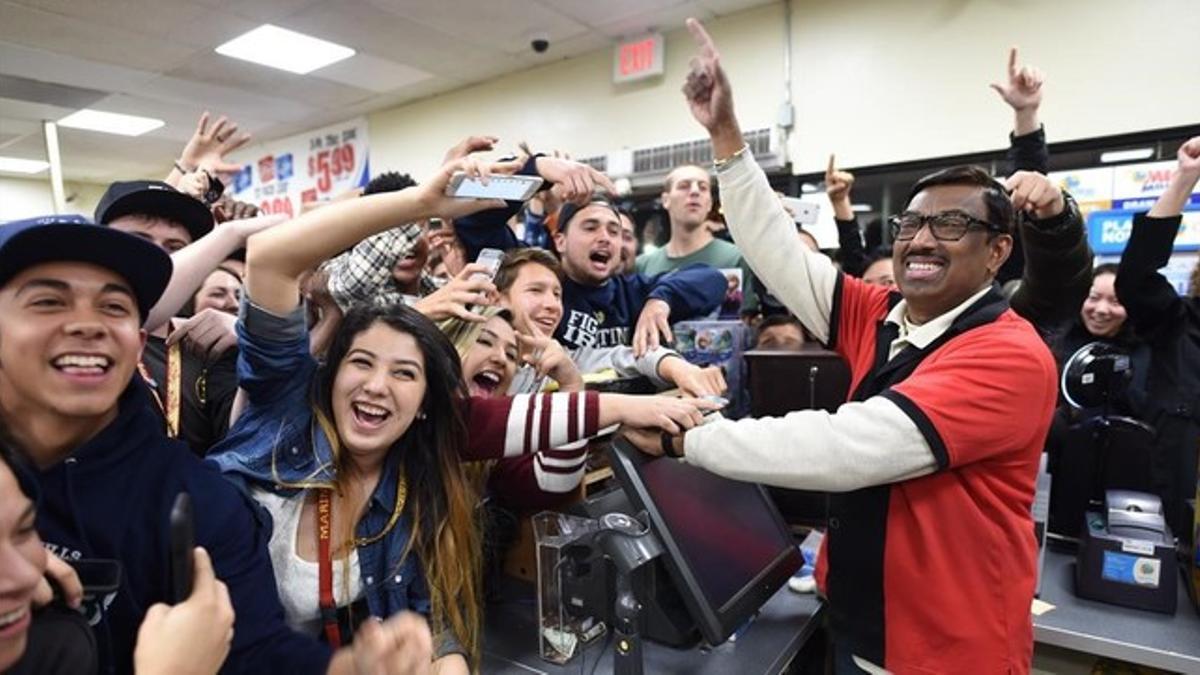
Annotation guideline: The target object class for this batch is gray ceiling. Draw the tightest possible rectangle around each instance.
[0,0,772,183]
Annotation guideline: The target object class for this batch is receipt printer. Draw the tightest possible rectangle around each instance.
[1075,490,1177,614]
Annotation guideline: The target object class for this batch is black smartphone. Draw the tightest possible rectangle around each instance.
[169,492,194,604]
[72,559,122,598]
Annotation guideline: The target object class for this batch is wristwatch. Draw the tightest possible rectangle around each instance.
[660,431,683,458]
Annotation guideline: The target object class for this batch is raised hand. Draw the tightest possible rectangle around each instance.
[418,153,523,220]
[1178,136,1200,176]
[212,196,260,224]
[989,47,1044,112]
[681,18,737,135]
[442,135,499,164]
[825,154,856,220]
[1004,171,1064,219]
[412,263,496,322]
[534,156,617,204]
[179,112,252,175]
[1149,136,1200,218]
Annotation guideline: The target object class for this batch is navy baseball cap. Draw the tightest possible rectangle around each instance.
[95,180,214,242]
[0,214,172,324]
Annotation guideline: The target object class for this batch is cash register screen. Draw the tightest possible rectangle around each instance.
[608,438,801,644]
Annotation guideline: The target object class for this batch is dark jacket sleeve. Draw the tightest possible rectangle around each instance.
[1114,212,1184,342]
[835,216,868,277]
[1008,125,1050,174]
[450,155,542,261]
[641,263,726,321]
[1009,192,1093,330]
[192,471,334,674]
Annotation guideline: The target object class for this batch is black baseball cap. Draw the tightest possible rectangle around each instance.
[0,214,172,324]
[94,180,214,242]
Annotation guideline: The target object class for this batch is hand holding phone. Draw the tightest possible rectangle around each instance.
[472,248,505,282]
[445,172,543,201]
[169,493,194,604]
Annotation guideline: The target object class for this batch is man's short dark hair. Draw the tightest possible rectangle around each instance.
[1092,262,1120,278]
[556,196,620,233]
[494,248,562,293]
[905,165,1014,236]
[364,171,417,195]
[755,314,811,346]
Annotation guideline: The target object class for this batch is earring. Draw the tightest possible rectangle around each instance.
[417,411,427,420]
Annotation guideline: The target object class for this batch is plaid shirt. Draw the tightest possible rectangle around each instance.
[326,223,444,311]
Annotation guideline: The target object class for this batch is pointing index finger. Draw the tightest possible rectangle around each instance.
[1007,46,1019,77]
[686,18,717,56]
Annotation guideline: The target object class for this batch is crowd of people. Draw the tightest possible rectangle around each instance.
[1,16,1198,675]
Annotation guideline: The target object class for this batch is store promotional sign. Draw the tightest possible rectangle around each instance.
[1086,207,1200,255]
[229,117,370,217]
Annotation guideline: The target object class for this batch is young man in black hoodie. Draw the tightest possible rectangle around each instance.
[0,215,433,674]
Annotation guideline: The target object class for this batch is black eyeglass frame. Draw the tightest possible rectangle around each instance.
[887,209,1009,242]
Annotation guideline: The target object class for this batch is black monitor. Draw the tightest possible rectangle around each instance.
[607,438,802,645]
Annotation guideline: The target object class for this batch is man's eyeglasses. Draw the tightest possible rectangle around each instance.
[888,210,1006,242]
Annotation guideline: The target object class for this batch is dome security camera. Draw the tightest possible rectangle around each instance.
[530,31,550,53]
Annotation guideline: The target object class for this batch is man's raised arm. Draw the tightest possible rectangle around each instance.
[681,18,840,343]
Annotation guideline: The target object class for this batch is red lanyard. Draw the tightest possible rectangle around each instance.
[316,489,341,648]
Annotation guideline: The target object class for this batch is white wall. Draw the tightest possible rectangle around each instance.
[367,0,1200,178]
[369,3,786,179]
[788,0,1200,174]
[0,177,107,223]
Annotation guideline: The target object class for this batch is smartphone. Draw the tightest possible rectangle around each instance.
[445,172,543,201]
[780,197,820,225]
[169,492,194,604]
[72,559,122,598]
[473,248,505,282]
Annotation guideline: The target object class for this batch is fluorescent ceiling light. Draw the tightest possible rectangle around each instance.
[59,109,164,136]
[851,203,873,213]
[1100,148,1154,163]
[216,24,355,74]
[0,157,49,174]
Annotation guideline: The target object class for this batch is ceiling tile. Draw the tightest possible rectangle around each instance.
[363,0,590,56]
[166,52,375,110]
[7,0,211,41]
[316,54,433,94]
[0,41,159,93]
[540,0,682,27]
[281,0,507,78]
[0,1,198,72]
[595,1,713,39]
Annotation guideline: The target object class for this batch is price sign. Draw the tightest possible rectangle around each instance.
[229,116,370,217]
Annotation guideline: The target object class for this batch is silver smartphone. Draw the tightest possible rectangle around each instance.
[472,248,505,281]
[445,172,543,201]
[780,197,820,225]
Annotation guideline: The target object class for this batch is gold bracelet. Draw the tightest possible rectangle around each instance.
[712,144,750,171]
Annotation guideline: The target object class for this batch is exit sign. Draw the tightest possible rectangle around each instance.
[613,33,664,83]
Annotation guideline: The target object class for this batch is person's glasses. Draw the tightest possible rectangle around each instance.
[888,210,1004,242]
